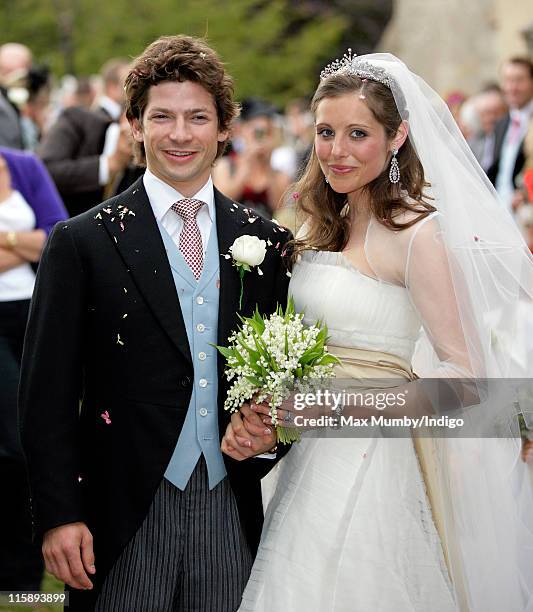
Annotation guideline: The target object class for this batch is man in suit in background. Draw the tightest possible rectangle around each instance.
[0,43,32,149]
[20,35,290,611]
[39,58,133,217]
[487,57,533,212]
[467,85,507,172]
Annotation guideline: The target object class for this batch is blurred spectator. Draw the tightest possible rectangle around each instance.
[19,65,52,150]
[213,97,291,218]
[467,85,508,171]
[487,57,533,212]
[0,43,32,149]
[75,76,98,110]
[282,97,314,179]
[445,90,469,137]
[39,58,133,217]
[0,147,67,592]
[516,117,533,249]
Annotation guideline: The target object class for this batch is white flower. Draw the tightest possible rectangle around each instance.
[230,235,267,267]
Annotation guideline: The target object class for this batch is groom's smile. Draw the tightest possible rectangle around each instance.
[130,80,228,197]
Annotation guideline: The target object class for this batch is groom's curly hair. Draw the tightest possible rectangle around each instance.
[124,35,239,165]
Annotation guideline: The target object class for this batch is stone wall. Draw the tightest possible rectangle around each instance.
[378,0,531,96]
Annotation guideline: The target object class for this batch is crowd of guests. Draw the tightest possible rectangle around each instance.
[0,39,532,593]
[453,57,533,248]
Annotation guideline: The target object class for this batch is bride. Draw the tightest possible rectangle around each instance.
[222,52,533,611]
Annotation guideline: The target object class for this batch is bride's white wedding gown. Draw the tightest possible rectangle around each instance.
[239,246,457,612]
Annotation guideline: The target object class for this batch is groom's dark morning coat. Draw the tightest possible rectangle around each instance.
[19,178,292,609]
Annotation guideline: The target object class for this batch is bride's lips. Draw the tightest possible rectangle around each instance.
[329,165,355,174]
[163,150,198,163]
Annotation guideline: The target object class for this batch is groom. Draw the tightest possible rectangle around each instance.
[19,35,291,611]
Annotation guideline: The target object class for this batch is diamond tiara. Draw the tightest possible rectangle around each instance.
[320,49,393,89]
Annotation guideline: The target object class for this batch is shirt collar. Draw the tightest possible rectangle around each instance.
[510,99,533,122]
[98,95,122,121]
[143,168,215,222]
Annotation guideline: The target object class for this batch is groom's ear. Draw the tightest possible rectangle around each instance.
[130,117,144,143]
[392,120,409,151]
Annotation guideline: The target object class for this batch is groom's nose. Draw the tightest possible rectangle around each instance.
[169,117,193,142]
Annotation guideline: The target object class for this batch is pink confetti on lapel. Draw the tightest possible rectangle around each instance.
[101,411,112,424]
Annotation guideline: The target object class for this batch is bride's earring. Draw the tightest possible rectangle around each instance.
[389,149,400,184]
[325,175,329,185]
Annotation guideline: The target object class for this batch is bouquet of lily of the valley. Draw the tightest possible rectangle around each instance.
[215,298,340,444]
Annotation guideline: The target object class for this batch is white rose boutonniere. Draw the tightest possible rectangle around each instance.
[226,235,267,309]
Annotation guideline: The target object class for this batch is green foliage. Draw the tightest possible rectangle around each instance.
[214,297,339,380]
[0,0,348,105]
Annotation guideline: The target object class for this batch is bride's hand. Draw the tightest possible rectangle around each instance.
[251,394,322,427]
[522,439,533,464]
[221,408,276,461]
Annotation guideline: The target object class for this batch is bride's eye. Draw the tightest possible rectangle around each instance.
[350,129,367,139]
[316,127,334,138]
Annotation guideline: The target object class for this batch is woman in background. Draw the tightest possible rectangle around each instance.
[0,146,67,592]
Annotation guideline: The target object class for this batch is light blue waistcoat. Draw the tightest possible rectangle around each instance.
[157,218,227,490]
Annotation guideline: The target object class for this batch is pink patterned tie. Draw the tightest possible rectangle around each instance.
[171,198,205,280]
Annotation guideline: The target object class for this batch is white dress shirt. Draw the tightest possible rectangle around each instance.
[98,96,124,186]
[98,95,122,121]
[143,168,215,254]
[0,191,36,301]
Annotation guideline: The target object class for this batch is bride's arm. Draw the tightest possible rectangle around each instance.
[343,216,480,418]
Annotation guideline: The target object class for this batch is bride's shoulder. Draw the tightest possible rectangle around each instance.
[391,200,439,224]
[388,204,441,240]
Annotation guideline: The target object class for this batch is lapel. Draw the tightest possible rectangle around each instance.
[494,114,511,160]
[215,188,255,353]
[99,178,192,365]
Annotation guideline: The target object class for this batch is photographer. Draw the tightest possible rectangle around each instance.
[213,97,291,219]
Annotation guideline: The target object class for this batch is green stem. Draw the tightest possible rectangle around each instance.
[276,426,301,445]
[239,267,245,310]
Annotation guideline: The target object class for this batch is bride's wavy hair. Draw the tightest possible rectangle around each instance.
[290,73,435,258]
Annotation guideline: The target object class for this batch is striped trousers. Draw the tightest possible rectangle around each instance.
[95,458,253,611]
